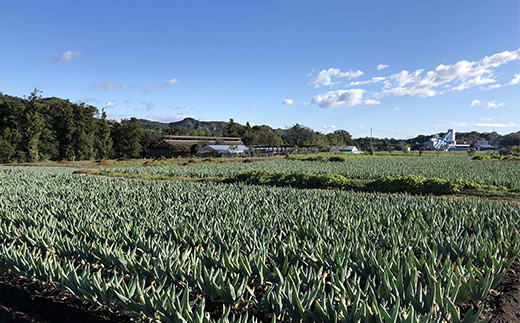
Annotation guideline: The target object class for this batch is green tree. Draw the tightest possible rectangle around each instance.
[223,118,240,137]
[112,118,145,158]
[94,110,113,159]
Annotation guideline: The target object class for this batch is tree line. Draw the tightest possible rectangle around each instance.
[1,91,518,162]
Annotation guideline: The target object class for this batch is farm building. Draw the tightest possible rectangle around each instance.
[159,135,243,147]
[329,146,361,154]
[147,135,244,157]
[475,140,498,151]
[197,145,250,157]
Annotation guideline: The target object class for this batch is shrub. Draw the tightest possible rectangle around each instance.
[328,155,346,162]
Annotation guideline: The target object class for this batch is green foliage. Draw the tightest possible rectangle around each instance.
[111,118,145,158]
[0,91,115,162]
[0,167,518,321]
[107,156,520,189]
[327,155,346,162]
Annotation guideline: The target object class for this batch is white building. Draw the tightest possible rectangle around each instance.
[330,146,361,154]
[197,145,250,156]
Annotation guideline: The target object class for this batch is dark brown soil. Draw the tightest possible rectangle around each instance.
[483,257,520,322]
[242,159,255,163]
[0,270,130,323]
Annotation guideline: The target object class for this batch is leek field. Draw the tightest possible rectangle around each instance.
[0,164,519,322]
[106,156,520,189]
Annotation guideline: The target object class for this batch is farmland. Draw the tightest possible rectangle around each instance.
[0,163,519,322]
[106,156,520,189]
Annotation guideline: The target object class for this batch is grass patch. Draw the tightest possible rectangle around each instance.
[76,168,519,199]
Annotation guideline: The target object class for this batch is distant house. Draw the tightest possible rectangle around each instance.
[475,140,497,151]
[329,146,360,154]
[197,145,250,157]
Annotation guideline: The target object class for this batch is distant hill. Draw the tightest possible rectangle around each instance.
[139,117,230,132]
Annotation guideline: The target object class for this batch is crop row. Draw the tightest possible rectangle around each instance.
[0,167,518,322]
[106,156,520,188]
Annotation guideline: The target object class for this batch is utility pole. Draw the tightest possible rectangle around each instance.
[370,127,373,155]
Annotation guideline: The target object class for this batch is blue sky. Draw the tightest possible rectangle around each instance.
[1,1,519,138]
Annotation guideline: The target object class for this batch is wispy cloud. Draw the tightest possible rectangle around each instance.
[475,122,518,128]
[146,77,180,93]
[105,101,117,108]
[510,73,520,85]
[78,97,99,104]
[362,99,380,106]
[282,99,294,105]
[381,48,520,97]
[470,99,481,106]
[89,82,128,91]
[307,68,363,87]
[347,77,386,87]
[311,89,365,108]
[143,101,155,111]
[377,64,388,70]
[483,84,502,90]
[166,78,180,85]
[315,125,336,134]
[50,50,82,62]
[249,105,261,109]
[168,104,187,110]
[485,101,505,109]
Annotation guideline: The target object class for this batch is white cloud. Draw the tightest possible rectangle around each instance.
[347,76,386,87]
[450,122,467,127]
[89,82,128,91]
[481,49,520,68]
[509,73,520,85]
[451,75,495,91]
[307,68,363,87]
[482,118,491,121]
[381,48,520,97]
[105,101,117,108]
[143,101,155,111]
[168,104,187,110]
[311,89,365,108]
[315,125,336,134]
[166,78,180,85]
[470,99,481,106]
[148,82,161,93]
[485,101,505,109]
[393,107,400,111]
[78,97,99,104]
[362,99,380,106]
[249,105,261,109]
[377,64,389,70]
[475,122,518,128]
[50,50,82,62]
[282,99,294,105]
[483,84,502,90]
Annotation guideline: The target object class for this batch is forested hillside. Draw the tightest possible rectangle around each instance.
[1,91,518,162]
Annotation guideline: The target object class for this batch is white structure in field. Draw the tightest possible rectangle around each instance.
[197,145,250,156]
[426,129,470,151]
[330,146,361,154]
